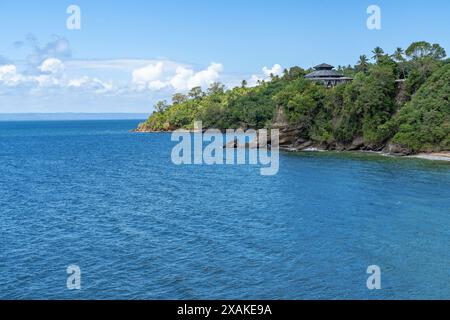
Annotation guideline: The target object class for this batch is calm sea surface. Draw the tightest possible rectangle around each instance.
[0,120,449,299]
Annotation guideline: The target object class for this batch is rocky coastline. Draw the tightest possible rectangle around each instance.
[133,123,450,162]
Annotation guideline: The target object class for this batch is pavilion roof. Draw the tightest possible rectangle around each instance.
[314,63,334,70]
[305,69,343,78]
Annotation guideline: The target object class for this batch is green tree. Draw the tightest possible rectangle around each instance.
[207,82,225,96]
[391,47,406,79]
[172,93,187,105]
[372,47,385,63]
[154,100,169,113]
[188,86,204,100]
[392,64,450,152]
[392,47,405,61]
[356,55,370,73]
[287,66,305,79]
[405,41,447,60]
[137,41,449,155]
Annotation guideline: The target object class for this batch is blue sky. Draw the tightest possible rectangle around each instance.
[0,0,449,113]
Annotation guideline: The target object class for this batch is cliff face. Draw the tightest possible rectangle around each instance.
[272,106,300,146]
[133,122,149,132]
[275,106,409,155]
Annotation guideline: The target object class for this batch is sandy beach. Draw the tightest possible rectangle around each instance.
[409,152,450,162]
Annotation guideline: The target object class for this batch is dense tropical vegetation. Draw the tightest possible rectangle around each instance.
[137,41,449,154]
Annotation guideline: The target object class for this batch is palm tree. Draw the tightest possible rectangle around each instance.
[357,55,370,73]
[392,47,407,79]
[372,47,385,63]
[391,47,405,62]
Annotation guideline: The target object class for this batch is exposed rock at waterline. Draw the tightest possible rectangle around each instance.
[223,136,271,149]
[384,143,413,156]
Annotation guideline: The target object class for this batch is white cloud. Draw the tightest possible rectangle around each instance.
[247,74,262,87]
[248,64,283,87]
[263,64,283,77]
[67,76,90,88]
[0,60,114,94]
[34,74,61,87]
[68,76,114,93]
[169,66,194,91]
[1,48,284,113]
[2,58,279,96]
[39,58,65,74]
[147,80,168,90]
[0,65,23,86]
[131,61,224,92]
[132,62,165,86]
[179,62,223,91]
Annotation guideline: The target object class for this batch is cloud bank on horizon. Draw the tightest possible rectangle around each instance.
[0,35,283,113]
[1,0,449,113]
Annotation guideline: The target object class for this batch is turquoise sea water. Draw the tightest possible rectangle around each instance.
[0,120,449,299]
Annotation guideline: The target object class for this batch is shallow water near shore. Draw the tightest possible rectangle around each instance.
[1,120,449,299]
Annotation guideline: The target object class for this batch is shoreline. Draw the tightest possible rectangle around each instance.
[131,130,450,162]
[134,130,450,162]
[283,148,450,162]
[408,153,450,162]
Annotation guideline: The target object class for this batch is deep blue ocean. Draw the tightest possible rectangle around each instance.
[1,120,449,299]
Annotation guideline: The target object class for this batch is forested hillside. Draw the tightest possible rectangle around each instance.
[136,41,449,154]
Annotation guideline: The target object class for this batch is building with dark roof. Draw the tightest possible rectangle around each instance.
[305,63,353,87]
